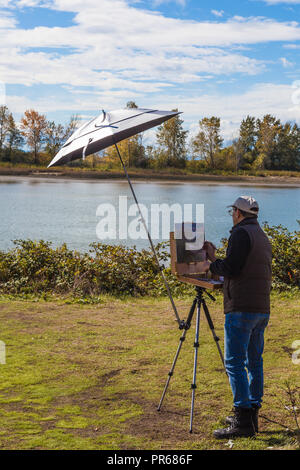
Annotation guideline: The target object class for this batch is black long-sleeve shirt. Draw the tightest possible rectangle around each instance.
[210,221,252,278]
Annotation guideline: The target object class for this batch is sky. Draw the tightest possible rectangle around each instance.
[0,0,300,143]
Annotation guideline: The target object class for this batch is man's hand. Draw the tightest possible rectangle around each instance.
[203,241,217,262]
[201,260,211,273]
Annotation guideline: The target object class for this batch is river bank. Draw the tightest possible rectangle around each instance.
[0,166,300,187]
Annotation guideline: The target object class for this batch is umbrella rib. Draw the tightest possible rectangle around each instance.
[64,110,159,147]
[113,142,182,327]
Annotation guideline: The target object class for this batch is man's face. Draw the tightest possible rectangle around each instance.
[228,206,240,226]
[232,207,239,225]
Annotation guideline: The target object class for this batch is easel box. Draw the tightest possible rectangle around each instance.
[170,232,223,291]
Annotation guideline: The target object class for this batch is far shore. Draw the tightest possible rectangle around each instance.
[0,166,300,187]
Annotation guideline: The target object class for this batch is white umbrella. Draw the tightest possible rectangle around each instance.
[48,108,180,167]
[48,107,184,327]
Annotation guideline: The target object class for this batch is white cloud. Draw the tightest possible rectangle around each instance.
[0,45,265,90]
[148,82,300,140]
[16,0,51,6]
[3,2,300,48]
[0,10,17,28]
[4,4,290,91]
[6,90,142,114]
[152,0,186,6]
[0,80,5,105]
[0,1,299,92]
[283,43,300,48]
[262,1,300,4]
[6,83,300,142]
[1,0,300,137]
[211,9,224,17]
[280,57,294,67]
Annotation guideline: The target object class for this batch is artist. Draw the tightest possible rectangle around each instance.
[202,196,272,439]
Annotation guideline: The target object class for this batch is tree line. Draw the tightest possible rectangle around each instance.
[0,101,299,172]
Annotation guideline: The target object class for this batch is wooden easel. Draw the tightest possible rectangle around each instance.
[157,232,226,433]
[169,231,223,290]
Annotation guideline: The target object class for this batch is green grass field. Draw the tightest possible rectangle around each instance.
[0,292,299,450]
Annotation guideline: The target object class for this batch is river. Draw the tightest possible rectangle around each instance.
[0,176,299,252]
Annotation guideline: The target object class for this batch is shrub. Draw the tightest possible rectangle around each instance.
[0,223,298,299]
[0,239,192,298]
[263,223,300,289]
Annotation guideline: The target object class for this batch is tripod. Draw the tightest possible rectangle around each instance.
[157,286,227,433]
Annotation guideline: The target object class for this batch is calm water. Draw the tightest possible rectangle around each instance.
[0,176,299,252]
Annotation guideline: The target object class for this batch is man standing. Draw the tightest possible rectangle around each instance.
[203,196,272,439]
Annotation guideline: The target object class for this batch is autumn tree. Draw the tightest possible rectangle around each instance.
[64,114,80,142]
[45,115,80,159]
[104,133,146,168]
[232,137,244,172]
[45,121,65,159]
[254,114,281,169]
[20,109,48,165]
[239,116,257,153]
[126,101,138,109]
[155,109,188,168]
[191,117,223,169]
[0,105,10,160]
[238,116,257,168]
[275,122,300,170]
[5,114,24,162]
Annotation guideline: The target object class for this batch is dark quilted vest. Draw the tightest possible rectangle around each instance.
[223,218,272,314]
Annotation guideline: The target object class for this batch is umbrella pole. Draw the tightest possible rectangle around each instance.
[114,143,183,328]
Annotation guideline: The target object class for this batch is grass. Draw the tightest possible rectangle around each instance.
[0,291,299,450]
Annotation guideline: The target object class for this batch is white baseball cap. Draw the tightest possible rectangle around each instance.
[228,196,259,215]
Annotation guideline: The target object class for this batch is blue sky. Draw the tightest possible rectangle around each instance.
[0,0,300,142]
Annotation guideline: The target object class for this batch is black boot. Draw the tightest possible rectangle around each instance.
[214,407,256,439]
[225,405,259,432]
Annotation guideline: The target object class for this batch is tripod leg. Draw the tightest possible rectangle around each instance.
[157,298,197,412]
[202,298,226,372]
[157,329,187,412]
[190,297,201,433]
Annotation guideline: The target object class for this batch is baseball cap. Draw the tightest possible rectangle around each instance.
[228,196,259,215]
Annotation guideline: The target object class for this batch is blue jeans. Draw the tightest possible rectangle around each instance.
[225,312,270,409]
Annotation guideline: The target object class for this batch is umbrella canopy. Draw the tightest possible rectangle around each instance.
[48,108,180,167]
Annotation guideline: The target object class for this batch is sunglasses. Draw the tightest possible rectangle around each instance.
[228,207,237,216]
